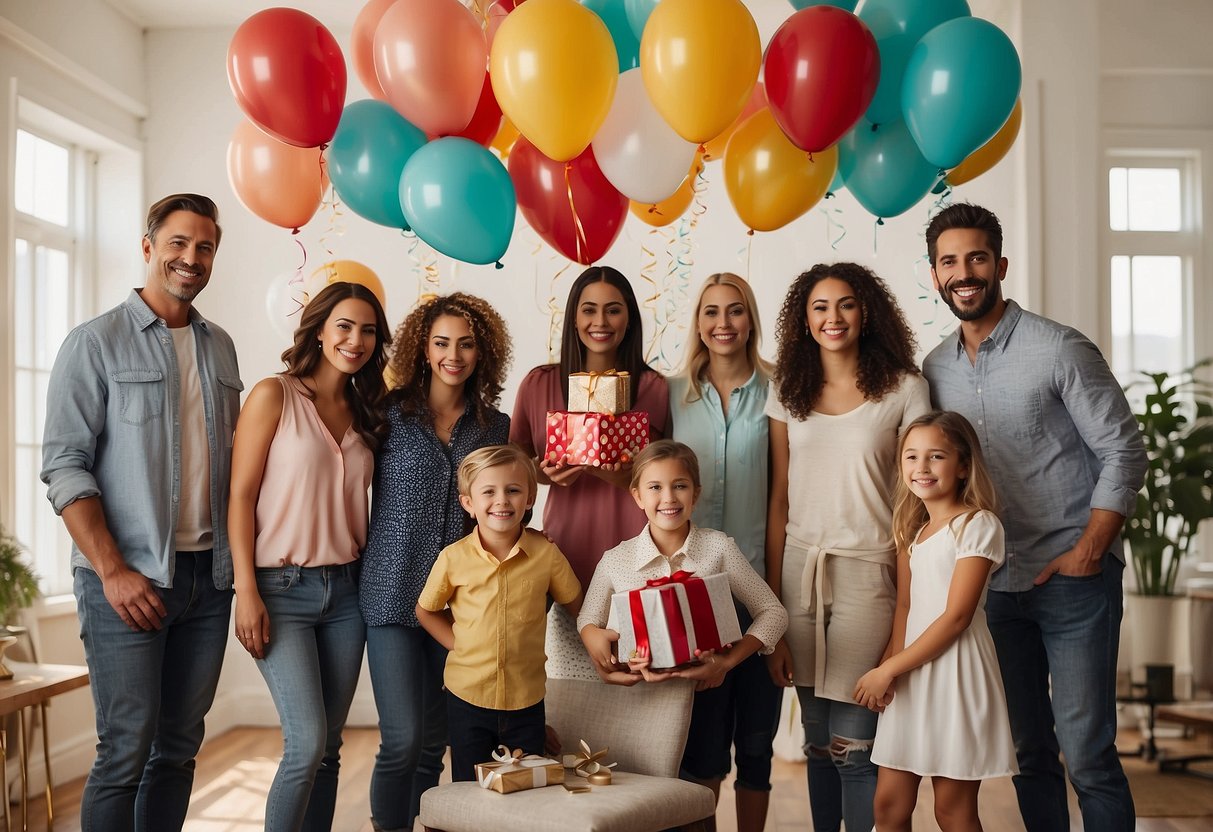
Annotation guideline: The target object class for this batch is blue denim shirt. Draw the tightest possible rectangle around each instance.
[923,300,1147,592]
[41,290,243,589]
[670,372,769,575]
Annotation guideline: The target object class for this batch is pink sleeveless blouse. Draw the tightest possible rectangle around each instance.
[254,375,373,567]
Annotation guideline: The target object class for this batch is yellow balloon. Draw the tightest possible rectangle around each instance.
[724,109,837,233]
[630,152,706,227]
[309,260,386,309]
[640,0,761,145]
[947,99,1022,187]
[490,117,520,161]
[490,0,618,162]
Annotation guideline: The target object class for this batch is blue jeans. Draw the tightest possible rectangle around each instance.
[446,693,546,783]
[255,563,365,832]
[74,551,232,832]
[987,556,1134,831]
[796,686,878,832]
[365,624,448,831]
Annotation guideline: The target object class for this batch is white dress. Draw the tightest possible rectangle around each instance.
[871,511,1018,779]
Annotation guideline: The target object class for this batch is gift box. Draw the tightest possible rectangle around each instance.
[568,371,631,414]
[475,746,565,794]
[610,571,744,670]
[545,410,649,466]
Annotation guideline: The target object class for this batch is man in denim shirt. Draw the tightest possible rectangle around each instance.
[41,194,242,832]
[922,203,1145,831]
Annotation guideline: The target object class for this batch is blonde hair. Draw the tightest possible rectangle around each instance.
[629,439,701,491]
[676,272,772,405]
[892,411,1000,554]
[457,444,538,504]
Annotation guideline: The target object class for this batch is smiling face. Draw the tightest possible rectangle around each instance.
[697,283,752,360]
[631,457,700,535]
[425,313,479,391]
[318,298,379,375]
[901,424,968,507]
[141,210,218,309]
[931,227,1008,323]
[575,280,628,363]
[806,277,862,355]
[460,461,532,537]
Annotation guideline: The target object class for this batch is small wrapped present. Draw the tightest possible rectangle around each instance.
[610,571,744,670]
[475,745,565,794]
[545,410,649,466]
[568,371,631,414]
[561,739,618,782]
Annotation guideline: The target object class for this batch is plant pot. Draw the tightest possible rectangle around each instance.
[1125,593,1187,684]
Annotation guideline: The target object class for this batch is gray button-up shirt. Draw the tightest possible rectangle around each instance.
[923,300,1146,592]
[41,290,243,589]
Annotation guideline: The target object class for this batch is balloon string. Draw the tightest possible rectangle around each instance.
[872,218,884,257]
[564,162,589,265]
[746,230,754,279]
[546,260,571,360]
[689,159,708,226]
[317,168,343,265]
[819,204,847,250]
[641,228,662,365]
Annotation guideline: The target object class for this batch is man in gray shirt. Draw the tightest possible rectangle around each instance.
[922,203,1145,831]
[41,194,242,831]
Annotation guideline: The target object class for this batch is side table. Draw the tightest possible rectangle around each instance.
[0,662,90,832]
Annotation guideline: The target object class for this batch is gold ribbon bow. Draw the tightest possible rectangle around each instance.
[562,739,617,777]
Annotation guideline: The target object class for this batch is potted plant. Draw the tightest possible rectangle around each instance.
[1122,360,1213,681]
[0,523,40,680]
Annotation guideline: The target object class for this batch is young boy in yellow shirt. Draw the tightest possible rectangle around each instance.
[416,444,582,780]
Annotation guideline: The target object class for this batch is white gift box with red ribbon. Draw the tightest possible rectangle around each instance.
[609,571,743,670]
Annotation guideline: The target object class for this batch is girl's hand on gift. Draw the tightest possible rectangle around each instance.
[764,638,795,688]
[579,626,622,676]
[674,649,733,691]
[628,645,676,683]
[853,666,895,712]
[540,457,585,487]
[597,667,642,686]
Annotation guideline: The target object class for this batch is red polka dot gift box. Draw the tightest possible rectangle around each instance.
[544,410,649,467]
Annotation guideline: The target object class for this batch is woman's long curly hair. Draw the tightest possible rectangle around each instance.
[385,292,512,426]
[773,262,920,419]
[280,282,390,450]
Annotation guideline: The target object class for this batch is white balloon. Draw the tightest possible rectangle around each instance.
[591,69,699,205]
[744,0,794,49]
[265,269,309,344]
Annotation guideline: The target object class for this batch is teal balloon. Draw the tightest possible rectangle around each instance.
[328,101,427,229]
[859,0,970,127]
[399,138,516,266]
[838,120,938,219]
[583,0,640,71]
[901,17,1021,169]
[791,1,858,11]
[828,167,846,195]
[624,0,658,40]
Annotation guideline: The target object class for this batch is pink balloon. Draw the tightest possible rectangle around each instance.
[373,0,489,137]
[227,120,328,231]
[351,0,396,101]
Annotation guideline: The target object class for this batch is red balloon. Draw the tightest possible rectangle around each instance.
[763,7,880,153]
[508,138,627,265]
[453,73,504,147]
[227,9,347,148]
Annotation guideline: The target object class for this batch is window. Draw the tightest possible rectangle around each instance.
[1104,158,1198,384]
[12,128,89,597]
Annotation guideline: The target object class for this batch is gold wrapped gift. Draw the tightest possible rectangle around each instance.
[568,371,631,414]
[475,745,565,794]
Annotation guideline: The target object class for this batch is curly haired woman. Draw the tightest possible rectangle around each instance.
[763,263,930,832]
[359,293,512,832]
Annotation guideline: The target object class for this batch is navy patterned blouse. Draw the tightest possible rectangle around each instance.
[359,401,510,627]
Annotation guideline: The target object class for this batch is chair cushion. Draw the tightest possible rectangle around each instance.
[419,771,715,832]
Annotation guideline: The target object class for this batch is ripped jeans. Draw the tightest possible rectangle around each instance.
[796,686,878,832]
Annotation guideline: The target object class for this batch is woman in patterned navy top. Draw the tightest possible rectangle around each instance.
[360,293,511,832]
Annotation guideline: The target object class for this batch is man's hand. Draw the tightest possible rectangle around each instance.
[103,567,167,630]
[1033,545,1103,585]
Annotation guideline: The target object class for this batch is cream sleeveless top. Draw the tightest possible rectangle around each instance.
[254,375,373,567]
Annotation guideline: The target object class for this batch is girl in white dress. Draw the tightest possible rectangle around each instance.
[854,411,1016,831]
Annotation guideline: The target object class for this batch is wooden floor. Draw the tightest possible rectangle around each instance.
[10,725,1211,831]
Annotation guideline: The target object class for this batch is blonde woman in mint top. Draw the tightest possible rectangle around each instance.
[765,263,929,832]
[228,283,388,832]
